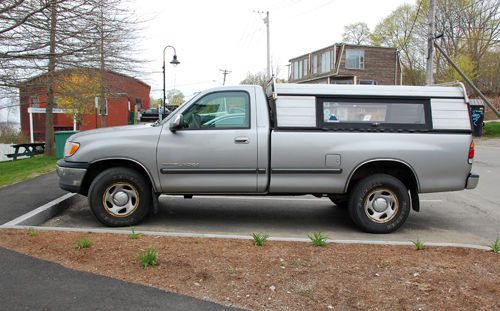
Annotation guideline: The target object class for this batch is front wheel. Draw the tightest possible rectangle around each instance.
[348,174,410,233]
[88,167,151,227]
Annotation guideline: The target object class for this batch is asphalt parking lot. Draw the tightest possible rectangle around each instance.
[42,139,500,246]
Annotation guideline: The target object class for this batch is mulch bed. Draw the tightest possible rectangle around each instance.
[0,229,498,310]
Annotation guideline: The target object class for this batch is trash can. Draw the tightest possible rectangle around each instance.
[55,130,78,159]
[469,100,485,137]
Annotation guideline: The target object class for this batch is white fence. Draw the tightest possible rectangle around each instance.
[0,143,28,162]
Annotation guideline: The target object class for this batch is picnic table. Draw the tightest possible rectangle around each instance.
[6,143,45,161]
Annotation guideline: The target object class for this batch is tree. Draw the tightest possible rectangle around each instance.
[57,69,100,125]
[240,71,268,90]
[372,4,426,85]
[167,89,184,106]
[342,22,372,45]
[240,69,286,90]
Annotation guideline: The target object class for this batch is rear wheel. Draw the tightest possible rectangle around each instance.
[88,167,151,227]
[348,174,410,233]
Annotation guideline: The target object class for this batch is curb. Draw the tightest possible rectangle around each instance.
[1,193,78,227]
[0,194,492,252]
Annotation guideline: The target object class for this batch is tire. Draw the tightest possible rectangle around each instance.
[348,174,410,233]
[88,167,151,227]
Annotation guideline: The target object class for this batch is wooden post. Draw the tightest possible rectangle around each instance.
[434,42,500,118]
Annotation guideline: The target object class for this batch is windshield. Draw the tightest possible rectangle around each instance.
[155,93,199,126]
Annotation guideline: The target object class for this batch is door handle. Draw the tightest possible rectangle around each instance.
[234,136,249,144]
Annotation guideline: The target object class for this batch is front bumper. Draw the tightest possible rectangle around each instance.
[56,159,88,193]
[465,172,479,190]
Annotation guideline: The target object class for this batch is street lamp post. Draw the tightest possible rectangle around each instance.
[162,45,180,120]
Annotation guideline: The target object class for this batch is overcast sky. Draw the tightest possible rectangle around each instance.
[1,0,414,123]
[134,0,413,99]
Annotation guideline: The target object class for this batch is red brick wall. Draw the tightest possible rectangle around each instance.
[19,70,151,142]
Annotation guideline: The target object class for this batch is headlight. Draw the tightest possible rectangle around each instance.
[64,141,80,157]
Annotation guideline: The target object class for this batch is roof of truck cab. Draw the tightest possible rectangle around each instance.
[273,83,466,99]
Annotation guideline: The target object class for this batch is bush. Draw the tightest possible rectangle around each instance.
[75,237,92,250]
[139,247,158,268]
[0,123,28,144]
[128,227,140,239]
[308,232,327,247]
[490,237,500,253]
[251,232,269,246]
[411,238,425,250]
[27,227,39,237]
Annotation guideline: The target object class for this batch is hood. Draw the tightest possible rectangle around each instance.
[69,124,155,141]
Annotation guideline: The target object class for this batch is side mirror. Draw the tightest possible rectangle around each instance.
[169,114,183,132]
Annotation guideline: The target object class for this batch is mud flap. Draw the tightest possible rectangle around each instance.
[151,189,160,215]
[410,187,420,212]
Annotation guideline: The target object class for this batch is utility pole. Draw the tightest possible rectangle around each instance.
[426,0,436,85]
[220,69,231,86]
[255,10,271,78]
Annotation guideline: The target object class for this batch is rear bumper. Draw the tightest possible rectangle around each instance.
[56,159,88,193]
[466,172,479,190]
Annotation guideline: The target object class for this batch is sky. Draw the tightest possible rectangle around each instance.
[133,0,414,100]
[1,0,414,123]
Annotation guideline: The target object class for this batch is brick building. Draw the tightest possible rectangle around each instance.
[288,44,402,85]
[19,68,150,142]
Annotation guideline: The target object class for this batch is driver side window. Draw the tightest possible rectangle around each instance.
[181,91,250,129]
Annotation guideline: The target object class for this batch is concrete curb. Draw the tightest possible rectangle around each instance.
[0,194,492,252]
[1,193,77,227]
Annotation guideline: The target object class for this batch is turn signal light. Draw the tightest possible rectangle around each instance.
[468,141,475,164]
[64,142,80,157]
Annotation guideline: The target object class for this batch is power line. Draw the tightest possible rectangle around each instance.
[219,69,231,85]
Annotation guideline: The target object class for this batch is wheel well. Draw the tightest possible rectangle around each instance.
[346,161,419,195]
[80,159,154,196]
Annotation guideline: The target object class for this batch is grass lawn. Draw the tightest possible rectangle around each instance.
[0,156,58,188]
[483,121,500,137]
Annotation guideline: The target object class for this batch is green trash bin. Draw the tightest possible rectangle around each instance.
[55,131,78,159]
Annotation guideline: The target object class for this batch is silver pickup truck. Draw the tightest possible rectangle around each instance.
[57,81,479,233]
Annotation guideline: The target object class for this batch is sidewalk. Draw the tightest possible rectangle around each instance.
[0,171,67,224]
[0,247,240,311]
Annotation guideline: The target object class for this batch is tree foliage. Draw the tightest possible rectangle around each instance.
[57,69,100,124]
[167,89,184,106]
[342,22,372,45]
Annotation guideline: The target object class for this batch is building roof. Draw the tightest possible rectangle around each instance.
[19,67,150,89]
[289,43,397,62]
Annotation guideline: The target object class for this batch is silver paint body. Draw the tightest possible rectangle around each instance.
[60,84,475,195]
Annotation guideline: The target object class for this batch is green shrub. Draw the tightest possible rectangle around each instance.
[128,227,140,239]
[490,237,500,253]
[308,232,327,247]
[411,238,425,250]
[139,247,158,268]
[75,237,92,250]
[27,228,39,237]
[251,232,269,246]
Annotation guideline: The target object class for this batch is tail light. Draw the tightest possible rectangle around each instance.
[468,141,475,164]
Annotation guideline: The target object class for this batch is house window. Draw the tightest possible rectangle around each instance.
[320,51,332,73]
[331,79,353,84]
[359,80,377,85]
[98,98,108,115]
[312,55,318,74]
[292,58,308,80]
[346,49,364,69]
[30,96,39,108]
